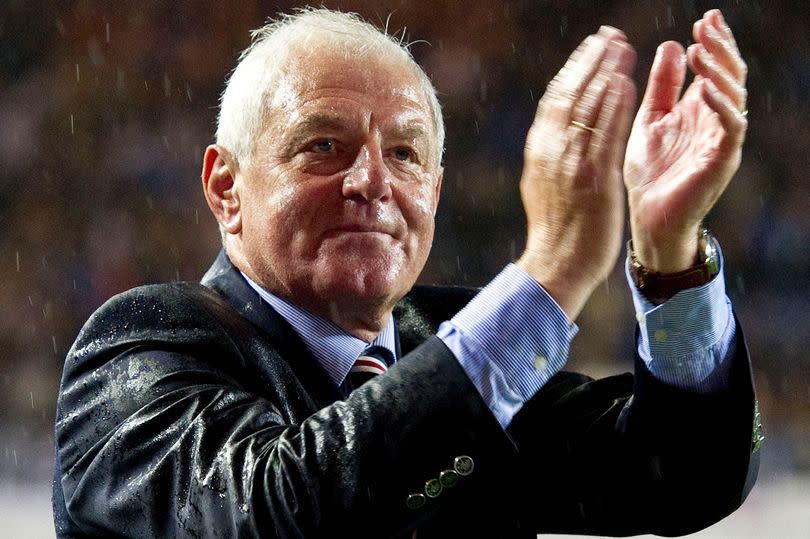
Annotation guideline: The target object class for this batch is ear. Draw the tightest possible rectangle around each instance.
[431,167,444,216]
[201,145,241,235]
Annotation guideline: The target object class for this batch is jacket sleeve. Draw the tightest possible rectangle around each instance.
[54,284,521,538]
[506,315,759,537]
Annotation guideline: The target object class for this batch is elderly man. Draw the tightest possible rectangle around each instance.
[54,7,758,538]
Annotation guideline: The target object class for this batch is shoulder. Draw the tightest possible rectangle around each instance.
[67,281,249,366]
[404,284,480,324]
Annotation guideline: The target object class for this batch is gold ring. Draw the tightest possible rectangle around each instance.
[570,120,596,133]
[741,108,749,117]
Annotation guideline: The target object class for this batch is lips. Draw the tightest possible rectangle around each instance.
[324,223,397,237]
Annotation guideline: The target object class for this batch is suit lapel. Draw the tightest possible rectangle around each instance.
[198,250,478,402]
[201,250,344,406]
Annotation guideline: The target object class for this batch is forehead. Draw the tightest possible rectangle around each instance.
[266,46,434,133]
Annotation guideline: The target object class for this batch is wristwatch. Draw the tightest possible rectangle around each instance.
[628,228,720,304]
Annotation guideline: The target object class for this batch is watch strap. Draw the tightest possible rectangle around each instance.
[629,229,719,304]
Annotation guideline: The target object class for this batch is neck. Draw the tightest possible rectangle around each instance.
[229,245,394,342]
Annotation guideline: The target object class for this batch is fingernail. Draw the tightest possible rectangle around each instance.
[599,25,626,40]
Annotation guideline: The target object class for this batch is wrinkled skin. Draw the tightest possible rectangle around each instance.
[516,26,637,319]
[624,9,748,272]
[203,46,442,340]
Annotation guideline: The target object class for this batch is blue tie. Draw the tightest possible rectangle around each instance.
[347,345,394,391]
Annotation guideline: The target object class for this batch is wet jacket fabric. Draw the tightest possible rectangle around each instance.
[53,250,759,538]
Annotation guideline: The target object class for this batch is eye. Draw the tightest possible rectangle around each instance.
[310,139,335,154]
[393,147,413,162]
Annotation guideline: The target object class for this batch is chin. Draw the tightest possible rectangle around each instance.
[312,255,414,306]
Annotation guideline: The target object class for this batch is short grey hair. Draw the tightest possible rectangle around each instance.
[215,7,445,170]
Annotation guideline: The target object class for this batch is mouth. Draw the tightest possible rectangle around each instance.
[324,224,395,237]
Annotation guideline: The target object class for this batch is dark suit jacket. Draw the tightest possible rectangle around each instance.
[53,250,759,538]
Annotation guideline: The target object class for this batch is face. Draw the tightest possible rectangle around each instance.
[234,47,442,319]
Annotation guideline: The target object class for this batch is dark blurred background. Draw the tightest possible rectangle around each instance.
[1,0,808,536]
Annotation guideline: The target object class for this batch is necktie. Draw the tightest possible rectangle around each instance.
[347,345,394,391]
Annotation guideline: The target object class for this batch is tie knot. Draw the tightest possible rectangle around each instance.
[346,345,394,392]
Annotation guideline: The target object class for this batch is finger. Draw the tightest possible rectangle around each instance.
[687,43,747,111]
[639,41,686,116]
[570,40,635,153]
[693,18,747,84]
[707,9,740,51]
[700,78,747,149]
[539,28,626,125]
[590,73,636,174]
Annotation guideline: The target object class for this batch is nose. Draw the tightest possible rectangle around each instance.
[342,144,392,203]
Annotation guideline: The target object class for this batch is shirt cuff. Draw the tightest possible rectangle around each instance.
[438,263,577,428]
[626,244,736,392]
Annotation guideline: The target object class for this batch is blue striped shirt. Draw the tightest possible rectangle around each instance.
[241,275,397,386]
[242,246,734,430]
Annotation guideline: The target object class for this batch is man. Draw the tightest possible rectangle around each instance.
[54,7,758,538]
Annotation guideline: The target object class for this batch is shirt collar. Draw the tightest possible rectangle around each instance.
[240,271,397,387]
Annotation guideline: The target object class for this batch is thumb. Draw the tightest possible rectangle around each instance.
[640,41,686,118]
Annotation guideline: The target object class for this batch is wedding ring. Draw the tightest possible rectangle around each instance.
[741,108,749,117]
[570,120,596,133]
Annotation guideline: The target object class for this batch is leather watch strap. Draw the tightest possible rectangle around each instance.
[629,228,719,304]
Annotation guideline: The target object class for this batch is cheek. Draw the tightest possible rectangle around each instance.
[401,181,438,236]
[243,182,305,250]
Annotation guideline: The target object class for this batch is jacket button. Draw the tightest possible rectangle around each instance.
[453,455,474,476]
[439,469,459,488]
[406,493,426,509]
[424,478,443,498]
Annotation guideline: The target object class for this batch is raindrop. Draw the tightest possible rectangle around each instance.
[52,335,58,355]
[15,251,20,272]
[736,275,745,294]
[70,114,75,135]
[75,63,80,83]
[195,209,199,224]
[163,74,171,98]
[667,6,675,28]
[30,391,35,409]
[106,22,111,43]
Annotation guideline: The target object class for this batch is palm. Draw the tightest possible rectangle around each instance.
[624,76,740,234]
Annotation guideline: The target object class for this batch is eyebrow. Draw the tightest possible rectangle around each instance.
[280,113,352,153]
[386,123,428,141]
[279,112,432,155]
